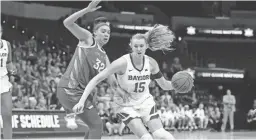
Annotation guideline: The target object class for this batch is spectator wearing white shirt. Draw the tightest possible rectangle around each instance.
[161,91,172,108]
[158,107,169,128]
[167,107,177,130]
[194,103,207,129]
[184,105,196,130]
[177,104,185,130]
[221,89,236,131]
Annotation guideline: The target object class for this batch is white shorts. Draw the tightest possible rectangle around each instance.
[113,96,159,125]
[0,75,12,94]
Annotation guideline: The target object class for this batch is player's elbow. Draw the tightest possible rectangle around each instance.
[63,19,73,28]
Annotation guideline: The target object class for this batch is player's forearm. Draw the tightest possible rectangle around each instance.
[231,97,236,104]
[160,80,173,90]
[63,8,90,26]
[80,75,108,103]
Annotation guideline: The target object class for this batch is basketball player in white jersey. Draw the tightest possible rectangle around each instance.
[73,25,178,139]
[0,25,16,139]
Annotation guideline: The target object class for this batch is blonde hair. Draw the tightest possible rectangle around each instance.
[145,24,175,52]
[130,33,147,44]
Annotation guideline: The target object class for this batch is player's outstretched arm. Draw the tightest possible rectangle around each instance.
[63,0,102,45]
[149,57,173,91]
[79,57,127,104]
[105,56,118,88]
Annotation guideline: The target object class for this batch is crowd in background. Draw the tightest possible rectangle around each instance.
[7,37,230,135]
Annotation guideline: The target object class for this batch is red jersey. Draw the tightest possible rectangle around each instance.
[58,40,107,96]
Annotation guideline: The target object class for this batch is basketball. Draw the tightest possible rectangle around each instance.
[171,71,194,93]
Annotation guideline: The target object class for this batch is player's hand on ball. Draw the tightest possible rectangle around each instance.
[171,71,194,93]
[72,101,84,114]
[86,0,102,12]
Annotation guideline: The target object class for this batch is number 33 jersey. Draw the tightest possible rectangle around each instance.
[58,39,107,96]
[116,54,152,106]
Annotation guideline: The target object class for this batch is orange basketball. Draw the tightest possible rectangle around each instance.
[171,71,194,93]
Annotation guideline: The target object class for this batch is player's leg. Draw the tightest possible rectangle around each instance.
[56,88,90,138]
[184,116,189,129]
[181,116,186,129]
[77,108,103,139]
[147,118,175,140]
[229,111,234,130]
[117,107,153,139]
[144,108,174,139]
[203,117,209,129]
[199,117,204,129]
[105,122,113,135]
[177,117,182,129]
[118,122,125,136]
[221,109,229,131]
[1,91,12,139]
[126,118,153,139]
[163,118,169,129]
[142,99,174,140]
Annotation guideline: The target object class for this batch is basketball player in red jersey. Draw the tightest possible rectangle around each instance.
[57,0,115,139]
[0,25,16,139]
[73,25,179,140]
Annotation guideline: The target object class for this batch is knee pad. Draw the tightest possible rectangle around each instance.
[152,128,175,140]
[141,133,153,140]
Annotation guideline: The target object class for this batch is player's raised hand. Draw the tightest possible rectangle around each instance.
[86,0,102,12]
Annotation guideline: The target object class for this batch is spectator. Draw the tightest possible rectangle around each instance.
[106,108,125,136]
[96,86,112,111]
[97,103,109,134]
[158,107,169,129]
[36,97,47,110]
[221,89,236,131]
[208,106,221,131]
[177,103,185,130]
[191,91,198,108]
[170,57,183,76]
[247,99,256,130]
[26,97,38,110]
[194,103,207,129]
[168,107,178,130]
[184,105,196,130]
[161,91,172,108]
[13,91,29,110]
[161,61,171,79]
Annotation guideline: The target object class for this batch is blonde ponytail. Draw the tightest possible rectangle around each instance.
[145,24,176,52]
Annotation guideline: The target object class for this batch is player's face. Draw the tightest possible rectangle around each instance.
[199,103,204,109]
[131,38,147,57]
[226,89,231,95]
[94,25,110,46]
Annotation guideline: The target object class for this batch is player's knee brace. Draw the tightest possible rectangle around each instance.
[141,133,153,139]
[152,128,175,140]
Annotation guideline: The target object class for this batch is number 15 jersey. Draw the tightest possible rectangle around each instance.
[116,54,152,106]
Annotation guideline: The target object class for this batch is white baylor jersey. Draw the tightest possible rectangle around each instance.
[116,54,152,106]
[0,40,9,77]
